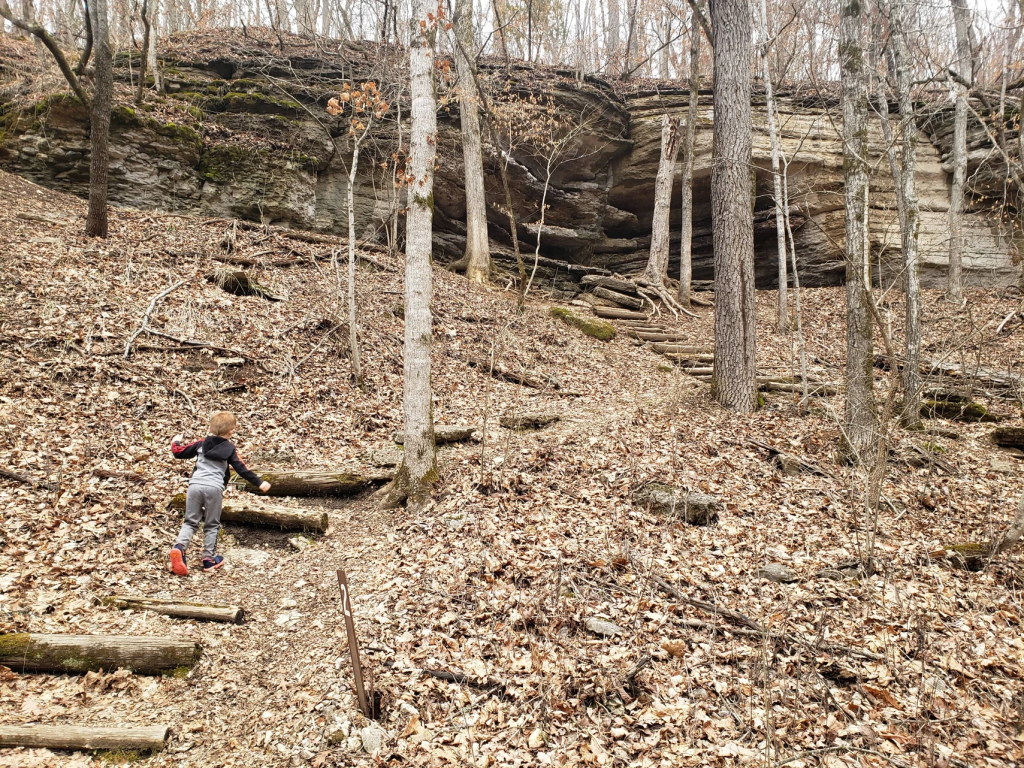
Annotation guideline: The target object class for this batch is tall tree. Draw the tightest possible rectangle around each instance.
[451,0,490,284]
[643,114,681,287]
[386,0,438,510]
[0,0,111,237]
[840,0,878,461]
[758,0,789,333]
[678,8,702,307]
[890,0,922,428]
[709,0,757,412]
[947,0,972,304]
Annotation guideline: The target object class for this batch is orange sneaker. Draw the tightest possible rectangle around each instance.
[169,546,188,576]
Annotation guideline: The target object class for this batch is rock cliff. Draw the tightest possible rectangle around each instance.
[1,29,1019,294]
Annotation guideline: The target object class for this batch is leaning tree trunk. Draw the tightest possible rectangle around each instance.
[387,0,438,510]
[840,0,878,462]
[891,0,922,429]
[645,114,681,284]
[85,0,111,238]
[758,0,788,333]
[710,0,758,412]
[453,0,490,283]
[947,0,972,304]
[678,12,701,306]
[347,128,367,387]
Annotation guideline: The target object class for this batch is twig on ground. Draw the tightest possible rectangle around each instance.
[123,280,187,359]
[0,467,59,491]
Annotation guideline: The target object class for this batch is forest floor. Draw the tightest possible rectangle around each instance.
[1,169,1023,768]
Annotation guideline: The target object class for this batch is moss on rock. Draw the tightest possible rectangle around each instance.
[549,306,616,341]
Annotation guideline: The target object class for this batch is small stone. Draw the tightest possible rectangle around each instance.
[585,618,624,637]
[408,727,433,744]
[289,535,312,552]
[758,563,799,583]
[360,725,387,754]
[528,728,547,749]
[215,357,245,367]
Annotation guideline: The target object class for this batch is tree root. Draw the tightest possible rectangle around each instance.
[636,277,699,319]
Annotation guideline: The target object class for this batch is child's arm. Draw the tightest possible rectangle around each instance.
[171,436,202,460]
[228,450,271,493]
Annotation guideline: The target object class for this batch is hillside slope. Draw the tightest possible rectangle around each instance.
[1,170,1023,767]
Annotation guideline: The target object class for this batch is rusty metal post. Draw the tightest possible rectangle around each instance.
[336,569,370,718]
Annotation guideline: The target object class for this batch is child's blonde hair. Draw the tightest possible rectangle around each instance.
[210,411,238,437]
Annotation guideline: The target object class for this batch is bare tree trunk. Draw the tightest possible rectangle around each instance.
[710,0,757,412]
[947,0,971,304]
[840,0,878,461]
[86,0,111,238]
[347,130,366,388]
[645,114,680,282]
[758,0,788,333]
[607,0,619,71]
[890,0,922,428]
[659,8,671,77]
[453,0,490,283]
[678,13,700,306]
[387,0,438,510]
[135,0,150,104]
[147,0,162,93]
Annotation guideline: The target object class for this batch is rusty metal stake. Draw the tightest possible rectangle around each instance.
[337,569,370,718]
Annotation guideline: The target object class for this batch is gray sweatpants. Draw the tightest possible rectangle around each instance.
[175,485,224,559]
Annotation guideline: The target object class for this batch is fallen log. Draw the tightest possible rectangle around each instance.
[660,354,716,365]
[761,381,838,397]
[636,332,694,343]
[677,366,714,376]
[230,470,388,497]
[921,399,999,423]
[466,357,550,389]
[102,596,244,624]
[170,493,329,531]
[930,496,1024,569]
[500,413,560,429]
[0,725,169,752]
[650,343,711,354]
[991,427,1024,449]
[207,268,285,301]
[0,633,201,674]
[580,275,641,296]
[592,306,650,321]
[592,286,644,310]
[395,425,475,444]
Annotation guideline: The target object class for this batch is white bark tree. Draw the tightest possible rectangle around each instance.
[451,0,490,283]
[758,0,789,333]
[678,9,701,307]
[644,114,681,285]
[947,0,972,305]
[386,0,438,509]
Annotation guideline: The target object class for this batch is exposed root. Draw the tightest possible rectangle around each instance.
[637,277,699,319]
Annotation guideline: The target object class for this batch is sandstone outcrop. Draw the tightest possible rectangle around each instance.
[0,29,1019,292]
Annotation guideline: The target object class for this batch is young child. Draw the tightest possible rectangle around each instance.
[168,411,271,575]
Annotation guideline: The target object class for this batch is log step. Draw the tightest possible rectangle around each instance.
[636,332,693,342]
[170,494,329,532]
[592,306,650,321]
[103,596,245,624]
[0,633,201,674]
[0,725,170,752]
[651,343,712,354]
[231,470,391,497]
[592,286,644,310]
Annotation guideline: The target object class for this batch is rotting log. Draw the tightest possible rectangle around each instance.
[0,633,201,674]
[229,470,389,497]
[550,307,616,341]
[592,306,650,321]
[592,286,644,310]
[579,275,641,296]
[466,357,550,389]
[499,414,560,430]
[930,497,1024,569]
[991,427,1024,449]
[103,596,244,624]
[207,269,285,301]
[395,425,474,444]
[169,494,329,532]
[761,381,838,397]
[660,353,716,365]
[0,725,169,752]
[921,399,999,423]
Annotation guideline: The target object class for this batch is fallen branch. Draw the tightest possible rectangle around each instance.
[0,467,59,491]
[124,280,187,359]
[103,596,244,624]
[0,725,169,752]
[466,356,549,390]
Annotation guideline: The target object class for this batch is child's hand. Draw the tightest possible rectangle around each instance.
[172,434,184,445]
[259,481,271,493]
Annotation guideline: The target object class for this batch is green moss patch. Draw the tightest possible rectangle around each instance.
[550,307,616,341]
[921,400,999,423]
